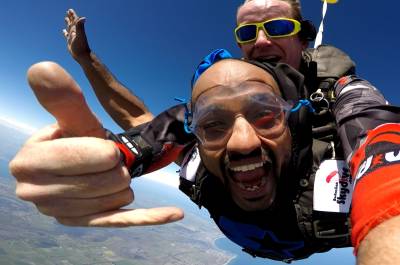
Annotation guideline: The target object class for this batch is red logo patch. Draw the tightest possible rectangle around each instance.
[326,170,338,183]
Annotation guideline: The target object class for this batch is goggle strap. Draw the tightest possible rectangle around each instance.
[184,111,193,134]
[291,99,316,113]
[191,49,233,88]
[174,97,193,134]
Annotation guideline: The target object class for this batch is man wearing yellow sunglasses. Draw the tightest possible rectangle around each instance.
[236,0,310,71]
[61,1,318,130]
[11,0,400,264]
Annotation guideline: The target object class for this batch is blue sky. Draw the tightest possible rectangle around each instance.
[1,0,399,132]
[1,0,399,264]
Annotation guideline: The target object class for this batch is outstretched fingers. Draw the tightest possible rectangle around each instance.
[14,137,121,176]
[14,161,131,200]
[56,207,185,227]
[35,188,135,217]
[63,9,86,38]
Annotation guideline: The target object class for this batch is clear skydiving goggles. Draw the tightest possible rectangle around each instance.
[191,82,293,151]
[234,18,301,44]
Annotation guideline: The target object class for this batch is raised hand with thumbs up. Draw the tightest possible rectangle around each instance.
[9,62,184,227]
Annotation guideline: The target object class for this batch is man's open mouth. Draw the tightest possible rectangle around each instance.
[257,55,282,63]
[226,153,273,196]
[230,163,268,192]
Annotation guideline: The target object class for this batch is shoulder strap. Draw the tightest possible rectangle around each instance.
[302,44,356,103]
[178,145,209,208]
[294,139,351,247]
[303,45,356,86]
[302,45,356,143]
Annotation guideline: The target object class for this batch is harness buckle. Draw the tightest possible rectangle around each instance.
[310,88,330,113]
[191,184,202,209]
[313,218,350,243]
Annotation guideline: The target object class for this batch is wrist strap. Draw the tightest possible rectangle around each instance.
[106,129,153,178]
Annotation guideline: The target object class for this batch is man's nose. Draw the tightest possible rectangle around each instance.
[254,29,273,47]
[226,117,261,155]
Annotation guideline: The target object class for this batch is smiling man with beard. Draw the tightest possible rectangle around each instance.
[190,59,292,212]
[175,57,328,262]
[93,56,327,261]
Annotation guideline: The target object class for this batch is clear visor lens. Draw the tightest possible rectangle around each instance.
[192,84,292,150]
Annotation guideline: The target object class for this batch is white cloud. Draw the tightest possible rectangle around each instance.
[0,116,182,188]
[0,116,38,135]
[142,164,180,188]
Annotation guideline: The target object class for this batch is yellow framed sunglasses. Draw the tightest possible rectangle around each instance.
[234,18,301,44]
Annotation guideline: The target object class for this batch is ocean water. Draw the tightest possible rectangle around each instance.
[215,237,282,265]
[215,237,355,265]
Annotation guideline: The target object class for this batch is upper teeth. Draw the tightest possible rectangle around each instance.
[230,162,264,172]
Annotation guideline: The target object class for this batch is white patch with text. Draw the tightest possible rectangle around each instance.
[313,160,353,213]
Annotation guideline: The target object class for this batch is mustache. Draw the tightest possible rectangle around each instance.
[225,147,272,165]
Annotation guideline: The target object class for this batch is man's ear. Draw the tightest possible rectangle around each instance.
[299,20,317,42]
[301,40,309,50]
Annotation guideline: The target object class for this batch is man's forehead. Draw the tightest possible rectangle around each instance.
[241,0,290,9]
[237,0,292,23]
[245,0,278,7]
[192,60,280,102]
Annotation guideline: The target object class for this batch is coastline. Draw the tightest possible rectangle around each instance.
[214,236,283,265]
[223,255,236,265]
[214,236,237,265]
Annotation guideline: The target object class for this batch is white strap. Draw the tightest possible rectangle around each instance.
[314,0,329,48]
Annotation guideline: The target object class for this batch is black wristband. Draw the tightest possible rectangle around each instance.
[106,129,154,178]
